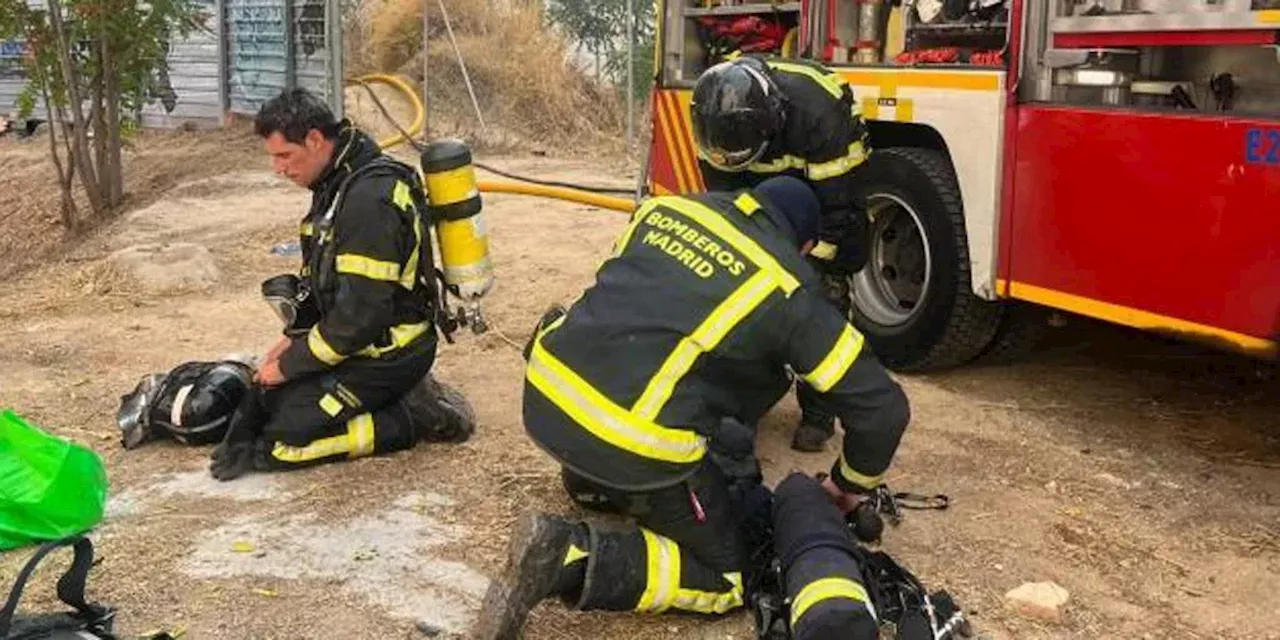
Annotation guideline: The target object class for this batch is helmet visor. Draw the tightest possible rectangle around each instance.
[692,109,769,172]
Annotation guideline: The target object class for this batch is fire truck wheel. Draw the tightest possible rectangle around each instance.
[973,302,1053,366]
[849,147,1002,372]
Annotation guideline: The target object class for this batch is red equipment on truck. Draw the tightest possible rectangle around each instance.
[647,0,1280,371]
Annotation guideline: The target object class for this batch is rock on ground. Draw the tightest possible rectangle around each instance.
[106,242,220,292]
[1005,581,1071,623]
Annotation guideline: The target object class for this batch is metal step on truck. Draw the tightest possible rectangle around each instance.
[644,0,1280,372]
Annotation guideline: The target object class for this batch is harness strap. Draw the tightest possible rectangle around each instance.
[0,535,110,637]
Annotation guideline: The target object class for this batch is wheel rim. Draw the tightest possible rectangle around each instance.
[852,192,932,327]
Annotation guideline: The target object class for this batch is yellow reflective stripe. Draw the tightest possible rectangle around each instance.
[563,544,589,567]
[336,254,402,282]
[400,215,423,290]
[318,394,343,417]
[790,577,874,628]
[308,327,347,366]
[300,222,315,237]
[633,271,777,420]
[269,413,373,462]
[660,197,800,293]
[747,154,806,174]
[673,572,744,614]
[767,60,849,99]
[802,324,865,392]
[527,339,706,464]
[807,141,869,181]
[809,241,838,261]
[347,413,376,458]
[357,321,431,358]
[392,180,415,212]
[334,383,361,408]
[838,449,884,490]
[733,193,761,216]
[636,530,680,613]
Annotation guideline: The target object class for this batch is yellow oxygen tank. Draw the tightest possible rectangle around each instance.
[420,139,494,333]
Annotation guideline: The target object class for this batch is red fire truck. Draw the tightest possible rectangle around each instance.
[645,0,1280,372]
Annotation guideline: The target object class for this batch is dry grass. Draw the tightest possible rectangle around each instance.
[349,0,625,154]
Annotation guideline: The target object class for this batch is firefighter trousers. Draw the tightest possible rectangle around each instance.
[557,461,749,616]
[233,336,437,471]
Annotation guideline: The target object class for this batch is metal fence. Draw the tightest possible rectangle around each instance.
[1,0,342,127]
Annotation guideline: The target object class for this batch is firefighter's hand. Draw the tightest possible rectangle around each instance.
[265,336,291,362]
[822,475,867,515]
[254,358,287,387]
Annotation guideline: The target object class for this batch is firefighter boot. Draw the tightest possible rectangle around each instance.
[474,513,589,640]
[401,375,477,443]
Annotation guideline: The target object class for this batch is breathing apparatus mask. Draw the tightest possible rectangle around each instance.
[261,274,320,337]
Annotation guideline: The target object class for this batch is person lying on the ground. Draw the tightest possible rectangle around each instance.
[475,176,911,639]
[208,88,475,482]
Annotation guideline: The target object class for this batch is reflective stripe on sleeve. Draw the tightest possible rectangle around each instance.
[838,449,885,491]
[806,141,869,181]
[307,326,347,366]
[802,324,865,392]
[636,529,681,613]
[271,412,376,462]
[336,254,403,282]
[789,577,876,628]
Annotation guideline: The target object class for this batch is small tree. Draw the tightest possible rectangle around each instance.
[0,0,199,232]
[547,0,656,99]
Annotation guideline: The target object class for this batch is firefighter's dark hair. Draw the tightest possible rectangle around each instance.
[254,88,340,144]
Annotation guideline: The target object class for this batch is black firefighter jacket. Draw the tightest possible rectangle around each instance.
[278,124,436,380]
[698,56,871,266]
[523,191,909,493]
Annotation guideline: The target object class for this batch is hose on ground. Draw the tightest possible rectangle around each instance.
[347,74,639,200]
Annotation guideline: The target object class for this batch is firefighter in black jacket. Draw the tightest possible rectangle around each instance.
[690,55,872,453]
[475,177,909,639]
[209,89,475,481]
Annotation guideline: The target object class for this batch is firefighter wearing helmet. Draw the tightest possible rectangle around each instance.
[690,54,872,453]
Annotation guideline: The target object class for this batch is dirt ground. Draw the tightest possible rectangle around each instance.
[0,129,1277,640]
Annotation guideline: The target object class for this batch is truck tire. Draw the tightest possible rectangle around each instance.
[973,302,1052,366]
[848,147,1002,372]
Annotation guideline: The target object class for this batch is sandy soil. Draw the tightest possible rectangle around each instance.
[0,132,1276,640]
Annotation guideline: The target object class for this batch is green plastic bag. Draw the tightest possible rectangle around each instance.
[0,409,108,551]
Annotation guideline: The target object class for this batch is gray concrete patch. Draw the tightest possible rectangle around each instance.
[180,491,488,635]
[106,470,292,519]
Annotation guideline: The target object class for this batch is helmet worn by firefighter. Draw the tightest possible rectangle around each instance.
[117,360,254,449]
[690,57,787,172]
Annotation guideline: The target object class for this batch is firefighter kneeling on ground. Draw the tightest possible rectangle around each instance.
[209,88,476,481]
[475,177,910,639]
[691,54,873,453]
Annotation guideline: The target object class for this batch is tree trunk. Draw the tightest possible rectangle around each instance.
[103,19,122,207]
[91,34,108,210]
[47,0,104,217]
[36,57,79,233]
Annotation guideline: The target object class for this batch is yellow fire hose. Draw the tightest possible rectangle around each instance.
[350,74,638,213]
[476,180,635,212]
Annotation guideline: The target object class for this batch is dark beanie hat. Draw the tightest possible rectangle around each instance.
[752,176,821,248]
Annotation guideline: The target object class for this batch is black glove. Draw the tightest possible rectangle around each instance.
[210,440,260,481]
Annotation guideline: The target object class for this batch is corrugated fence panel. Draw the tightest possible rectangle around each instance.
[225,0,289,115]
[293,0,330,106]
[139,0,223,128]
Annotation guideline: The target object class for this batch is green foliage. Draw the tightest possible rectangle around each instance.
[0,0,200,221]
[547,0,656,100]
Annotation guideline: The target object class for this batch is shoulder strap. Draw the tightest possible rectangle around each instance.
[0,535,109,637]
